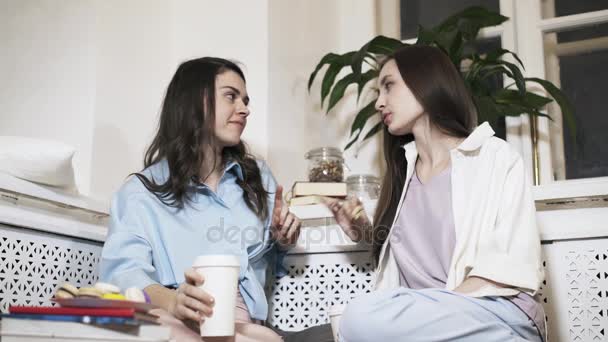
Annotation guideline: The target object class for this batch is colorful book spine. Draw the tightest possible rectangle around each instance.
[9,305,135,317]
[1,313,140,325]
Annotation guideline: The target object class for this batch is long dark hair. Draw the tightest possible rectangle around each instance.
[371,45,478,262]
[134,57,270,221]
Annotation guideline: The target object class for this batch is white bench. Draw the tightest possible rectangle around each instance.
[3,181,608,341]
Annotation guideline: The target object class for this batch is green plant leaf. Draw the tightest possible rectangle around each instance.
[435,27,459,49]
[320,53,356,105]
[529,109,552,120]
[473,59,525,95]
[448,31,464,61]
[308,53,340,91]
[438,6,508,40]
[496,102,541,117]
[344,120,383,150]
[343,99,378,150]
[344,133,360,151]
[321,63,344,106]
[468,62,509,83]
[474,96,501,125]
[308,6,577,155]
[416,25,437,45]
[352,36,404,79]
[362,53,380,70]
[475,94,551,125]
[349,100,378,135]
[325,68,379,114]
[477,66,513,86]
[526,77,577,139]
[494,89,553,109]
[309,52,356,104]
[367,35,406,55]
[500,60,526,95]
[362,122,383,142]
[357,69,379,102]
[485,49,524,69]
[327,73,356,114]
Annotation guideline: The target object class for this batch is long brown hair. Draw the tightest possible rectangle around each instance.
[134,57,270,222]
[371,45,478,263]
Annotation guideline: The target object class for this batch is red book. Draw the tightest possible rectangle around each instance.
[9,306,135,317]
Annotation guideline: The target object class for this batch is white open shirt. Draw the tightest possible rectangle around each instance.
[374,122,545,298]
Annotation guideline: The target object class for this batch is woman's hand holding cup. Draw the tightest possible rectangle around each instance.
[169,268,215,324]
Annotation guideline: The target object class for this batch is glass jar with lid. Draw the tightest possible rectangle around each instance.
[304,147,345,183]
[346,174,381,217]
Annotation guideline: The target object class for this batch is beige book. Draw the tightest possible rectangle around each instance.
[289,204,334,220]
[289,195,323,206]
[292,182,347,197]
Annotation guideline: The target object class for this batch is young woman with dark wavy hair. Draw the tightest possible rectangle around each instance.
[99,57,300,341]
[324,46,545,341]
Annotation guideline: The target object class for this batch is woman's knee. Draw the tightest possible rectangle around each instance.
[338,288,446,341]
[338,292,397,342]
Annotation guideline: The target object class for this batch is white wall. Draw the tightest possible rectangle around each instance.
[267,0,384,189]
[1,0,270,201]
[0,0,97,194]
[167,0,269,160]
[90,0,270,198]
[2,0,381,201]
[89,0,171,199]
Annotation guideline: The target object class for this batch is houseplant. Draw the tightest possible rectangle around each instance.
[308,6,575,150]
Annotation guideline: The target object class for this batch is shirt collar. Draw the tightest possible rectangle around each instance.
[152,159,239,191]
[455,122,495,152]
[401,121,495,155]
[224,160,245,181]
[191,161,245,188]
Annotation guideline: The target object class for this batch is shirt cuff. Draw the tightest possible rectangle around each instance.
[273,243,290,278]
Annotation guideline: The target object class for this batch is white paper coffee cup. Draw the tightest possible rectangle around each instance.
[192,254,240,337]
[329,304,346,341]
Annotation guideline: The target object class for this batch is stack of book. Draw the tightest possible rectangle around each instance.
[288,182,347,220]
[1,305,170,342]
[288,181,361,249]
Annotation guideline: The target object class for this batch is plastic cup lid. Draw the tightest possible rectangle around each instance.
[192,254,240,267]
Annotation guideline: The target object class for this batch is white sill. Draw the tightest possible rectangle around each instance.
[534,176,608,211]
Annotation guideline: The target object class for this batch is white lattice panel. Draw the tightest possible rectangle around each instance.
[266,241,608,340]
[541,238,608,341]
[0,224,102,312]
[267,251,374,331]
[4,213,608,342]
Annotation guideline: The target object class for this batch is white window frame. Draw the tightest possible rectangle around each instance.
[502,0,608,186]
[397,0,608,186]
[512,0,608,185]
[399,0,534,179]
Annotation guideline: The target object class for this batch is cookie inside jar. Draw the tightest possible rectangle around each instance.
[304,147,345,183]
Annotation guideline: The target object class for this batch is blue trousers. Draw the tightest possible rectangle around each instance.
[338,288,542,342]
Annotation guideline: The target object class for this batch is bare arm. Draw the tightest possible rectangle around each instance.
[145,269,215,324]
[144,284,177,312]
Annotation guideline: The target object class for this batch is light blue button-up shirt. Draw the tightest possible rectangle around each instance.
[99,159,284,320]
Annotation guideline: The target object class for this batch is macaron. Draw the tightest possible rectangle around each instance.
[77,287,103,298]
[55,283,79,299]
[102,293,127,300]
[94,282,121,295]
[124,287,146,303]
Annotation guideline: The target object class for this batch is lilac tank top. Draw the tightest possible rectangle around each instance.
[389,167,545,340]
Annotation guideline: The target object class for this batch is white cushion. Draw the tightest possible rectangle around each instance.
[0,136,77,190]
